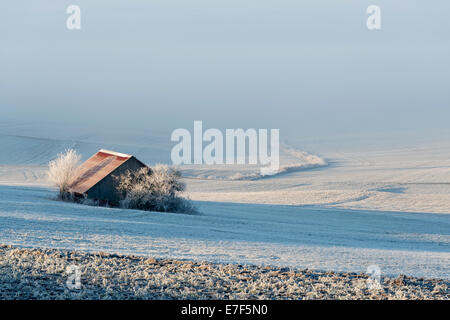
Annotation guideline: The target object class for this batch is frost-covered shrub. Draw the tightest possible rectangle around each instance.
[48,149,81,199]
[115,165,197,214]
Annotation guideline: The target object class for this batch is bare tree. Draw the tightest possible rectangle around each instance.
[48,149,81,199]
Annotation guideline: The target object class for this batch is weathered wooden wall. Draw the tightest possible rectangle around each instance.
[86,157,146,206]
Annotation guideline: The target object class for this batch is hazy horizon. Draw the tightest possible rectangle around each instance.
[1,1,450,144]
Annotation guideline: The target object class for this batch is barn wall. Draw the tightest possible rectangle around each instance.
[86,157,146,206]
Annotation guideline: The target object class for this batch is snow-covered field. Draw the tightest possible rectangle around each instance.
[0,121,449,279]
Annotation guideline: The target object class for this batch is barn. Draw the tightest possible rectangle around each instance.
[69,149,147,206]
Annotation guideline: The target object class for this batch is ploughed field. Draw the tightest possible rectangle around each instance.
[1,245,448,300]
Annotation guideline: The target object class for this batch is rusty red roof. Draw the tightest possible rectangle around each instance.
[69,149,133,194]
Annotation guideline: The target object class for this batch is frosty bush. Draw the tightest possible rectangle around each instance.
[115,165,197,214]
[48,149,81,199]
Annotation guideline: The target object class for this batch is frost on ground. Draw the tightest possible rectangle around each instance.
[0,184,449,280]
[0,245,448,300]
[180,145,328,180]
[0,126,449,289]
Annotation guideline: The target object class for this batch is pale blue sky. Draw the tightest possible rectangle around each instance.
[1,1,449,142]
